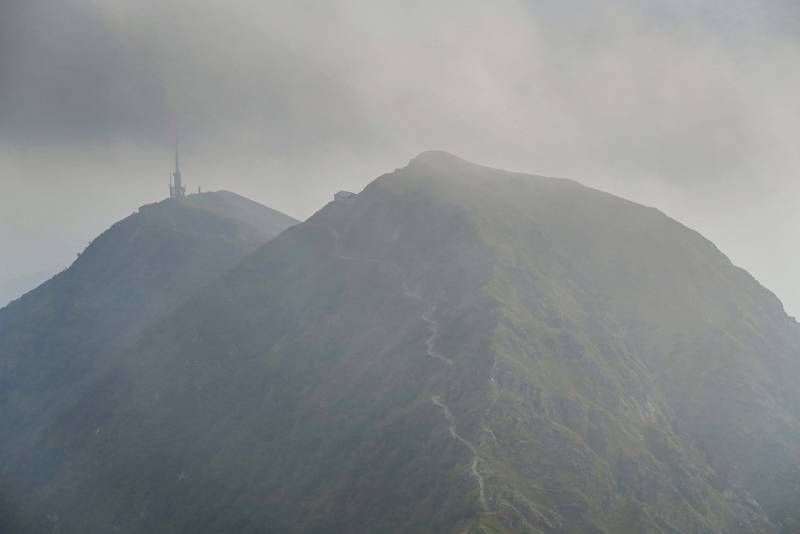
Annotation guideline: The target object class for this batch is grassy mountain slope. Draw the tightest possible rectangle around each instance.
[4,154,800,533]
[0,191,297,531]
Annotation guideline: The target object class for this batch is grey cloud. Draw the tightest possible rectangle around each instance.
[1,0,169,145]
[4,0,799,173]
[2,0,800,312]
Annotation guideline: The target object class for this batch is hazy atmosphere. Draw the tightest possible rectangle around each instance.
[5,3,800,532]
[2,0,799,312]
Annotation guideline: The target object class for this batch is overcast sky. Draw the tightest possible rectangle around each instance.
[2,0,799,313]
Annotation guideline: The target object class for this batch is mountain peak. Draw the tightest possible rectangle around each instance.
[408,150,483,173]
[411,150,466,164]
[401,150,566,192]
[0,190,299,534]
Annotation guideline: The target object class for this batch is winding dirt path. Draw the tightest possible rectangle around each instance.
[403,290,454,367]
[431,395,487,510]
[322,222,487,515]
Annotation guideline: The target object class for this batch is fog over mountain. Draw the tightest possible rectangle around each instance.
[4,152,800,533]
[2,0,800,312]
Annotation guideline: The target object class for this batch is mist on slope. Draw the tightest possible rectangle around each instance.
[2,0,799,312]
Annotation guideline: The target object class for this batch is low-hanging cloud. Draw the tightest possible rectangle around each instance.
[2,0,800,312]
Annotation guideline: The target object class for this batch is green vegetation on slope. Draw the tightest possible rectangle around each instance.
[3,155,800,533]
[0,192,297,533]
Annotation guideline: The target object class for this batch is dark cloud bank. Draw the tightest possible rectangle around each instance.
[2,0,799,312]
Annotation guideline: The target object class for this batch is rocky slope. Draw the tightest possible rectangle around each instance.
[4,154,800,533]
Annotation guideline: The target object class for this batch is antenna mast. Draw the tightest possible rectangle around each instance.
[169,134,185,199]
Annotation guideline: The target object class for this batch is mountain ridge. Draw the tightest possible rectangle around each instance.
[3,154,800,533]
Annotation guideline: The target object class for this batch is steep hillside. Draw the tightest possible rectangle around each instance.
[0,191,297,531]
[4,154,800,533]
